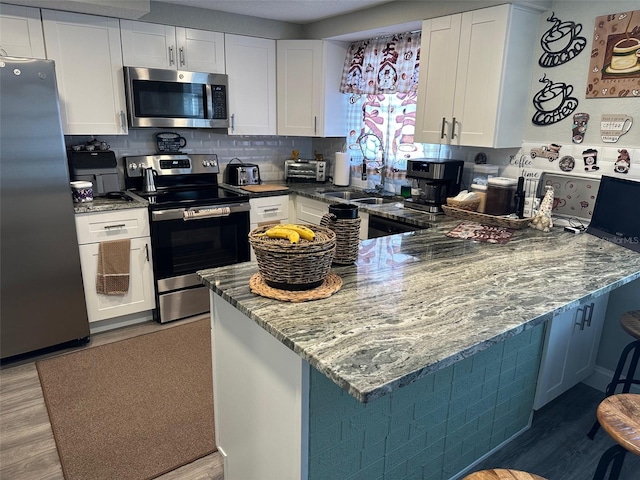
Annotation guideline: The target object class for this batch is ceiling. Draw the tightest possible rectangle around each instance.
[152,0,396,24]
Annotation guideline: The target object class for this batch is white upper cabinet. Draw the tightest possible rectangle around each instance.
[225,34,276,135]
[42,10,128,135]
[0,4,45,58]
[415,4,539,148]
[277,40,347,137]
[120,20,225,73]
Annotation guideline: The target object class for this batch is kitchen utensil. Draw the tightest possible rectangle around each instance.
[328,203,358,219]
[143,167,158,193]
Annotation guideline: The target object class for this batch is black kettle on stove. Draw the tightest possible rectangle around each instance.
[143,167,158,193]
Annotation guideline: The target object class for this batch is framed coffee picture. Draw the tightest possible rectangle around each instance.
[586,10,640,98]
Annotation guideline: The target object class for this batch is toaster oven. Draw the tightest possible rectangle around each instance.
[284,159,327,182]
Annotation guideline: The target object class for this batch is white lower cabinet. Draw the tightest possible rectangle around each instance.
[249,195,289,260]
[75,209,155,323]
[292,195,369,240]
[534,293,610,409]
[293,195,329,225]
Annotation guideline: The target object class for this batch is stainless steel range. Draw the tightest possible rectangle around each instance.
[125,154,250,323]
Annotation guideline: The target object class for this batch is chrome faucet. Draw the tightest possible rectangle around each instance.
[356,132,386,193]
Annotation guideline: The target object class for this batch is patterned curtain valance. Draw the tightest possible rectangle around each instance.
[339,31,421,95]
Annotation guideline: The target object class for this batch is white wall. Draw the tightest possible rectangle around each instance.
[486,1,640,188]
[523,0,640,148]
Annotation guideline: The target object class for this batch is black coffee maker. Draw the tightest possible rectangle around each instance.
[404,158,464,213]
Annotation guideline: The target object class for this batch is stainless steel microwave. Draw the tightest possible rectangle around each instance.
[124,66,229,129]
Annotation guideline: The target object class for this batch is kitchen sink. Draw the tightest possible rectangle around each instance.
[321,191,371,200]
[353,197,398,205]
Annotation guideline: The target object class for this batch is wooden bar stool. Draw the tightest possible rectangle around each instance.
[592,393,640,480]
[463,469,547,479]
[588,310,640,439]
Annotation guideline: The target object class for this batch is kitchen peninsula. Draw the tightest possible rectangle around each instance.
[199,223,640,480]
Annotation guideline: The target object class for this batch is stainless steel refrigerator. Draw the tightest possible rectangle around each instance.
[1,56,90,360]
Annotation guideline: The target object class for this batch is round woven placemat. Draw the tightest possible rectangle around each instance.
[249,272,342,302]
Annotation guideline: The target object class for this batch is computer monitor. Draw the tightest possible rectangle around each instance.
[586,175,640,253]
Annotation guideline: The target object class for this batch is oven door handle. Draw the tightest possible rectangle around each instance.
[151,202,250,221]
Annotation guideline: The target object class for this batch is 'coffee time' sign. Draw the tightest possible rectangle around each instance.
[586,10,640,98]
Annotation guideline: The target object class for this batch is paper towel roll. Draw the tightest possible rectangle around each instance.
[333,152,350,186]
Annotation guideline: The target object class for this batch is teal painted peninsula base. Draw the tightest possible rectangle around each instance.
[308,324,544,480]
[210,290,545,480]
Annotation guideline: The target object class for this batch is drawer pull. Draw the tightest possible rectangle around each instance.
[104,224,126,230]
[263,207,279,213]
[144,243,149,262]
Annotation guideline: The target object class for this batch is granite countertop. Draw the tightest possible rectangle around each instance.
[221,181,440,228]
[199,218,640,403]
[73,191,148,214]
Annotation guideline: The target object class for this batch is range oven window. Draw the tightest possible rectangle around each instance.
[133,80,206,119]
[151,212,250,280]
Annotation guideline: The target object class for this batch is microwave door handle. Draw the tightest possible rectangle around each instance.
[205,84,214,121]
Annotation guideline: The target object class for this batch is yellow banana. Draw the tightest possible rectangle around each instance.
[265,227,300,244]
[278,224,316,241]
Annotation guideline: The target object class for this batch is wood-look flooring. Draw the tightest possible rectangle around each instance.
[472,382,640,480]
[0,316,224,480]
[2,318,640,480]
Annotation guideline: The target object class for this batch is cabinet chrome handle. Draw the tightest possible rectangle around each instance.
[451,117,457,139]
[104,224,126,230]
[440,117,447,139]
[585,302,594,327]
[179,46,185,67]
[231,113,235,132]
[263,207,279,213]
[119,110,126,132]
[168,46,175,66]
[575,303,594,330]
[144,243,149,262]
[314,116,317,135]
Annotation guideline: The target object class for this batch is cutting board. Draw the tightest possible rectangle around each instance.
[240,185,289,193]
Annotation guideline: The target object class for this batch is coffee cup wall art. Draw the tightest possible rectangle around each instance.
[586,10,640,98]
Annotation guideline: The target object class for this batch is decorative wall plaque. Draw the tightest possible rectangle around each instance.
[539,13,586,67]
[600,114,633,142]
[586,10,640,98]
[532,75,578,125]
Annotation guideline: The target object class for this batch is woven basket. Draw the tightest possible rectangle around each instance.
[446,197,480,212]
[320,214,361,265]
[441,205,531,229]
[248,224,336,291]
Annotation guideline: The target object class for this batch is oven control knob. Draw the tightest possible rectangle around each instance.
[128,162,138,170]
[203,160,209,167]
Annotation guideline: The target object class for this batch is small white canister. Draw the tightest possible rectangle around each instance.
[70,181,94,203]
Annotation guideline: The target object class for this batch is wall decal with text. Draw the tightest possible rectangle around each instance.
[601,114,633,142]
[532,75,578,126]
[586,10,640,98]
[539,12,586,67]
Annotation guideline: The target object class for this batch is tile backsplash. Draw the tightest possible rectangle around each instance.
[66,129,346,188]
